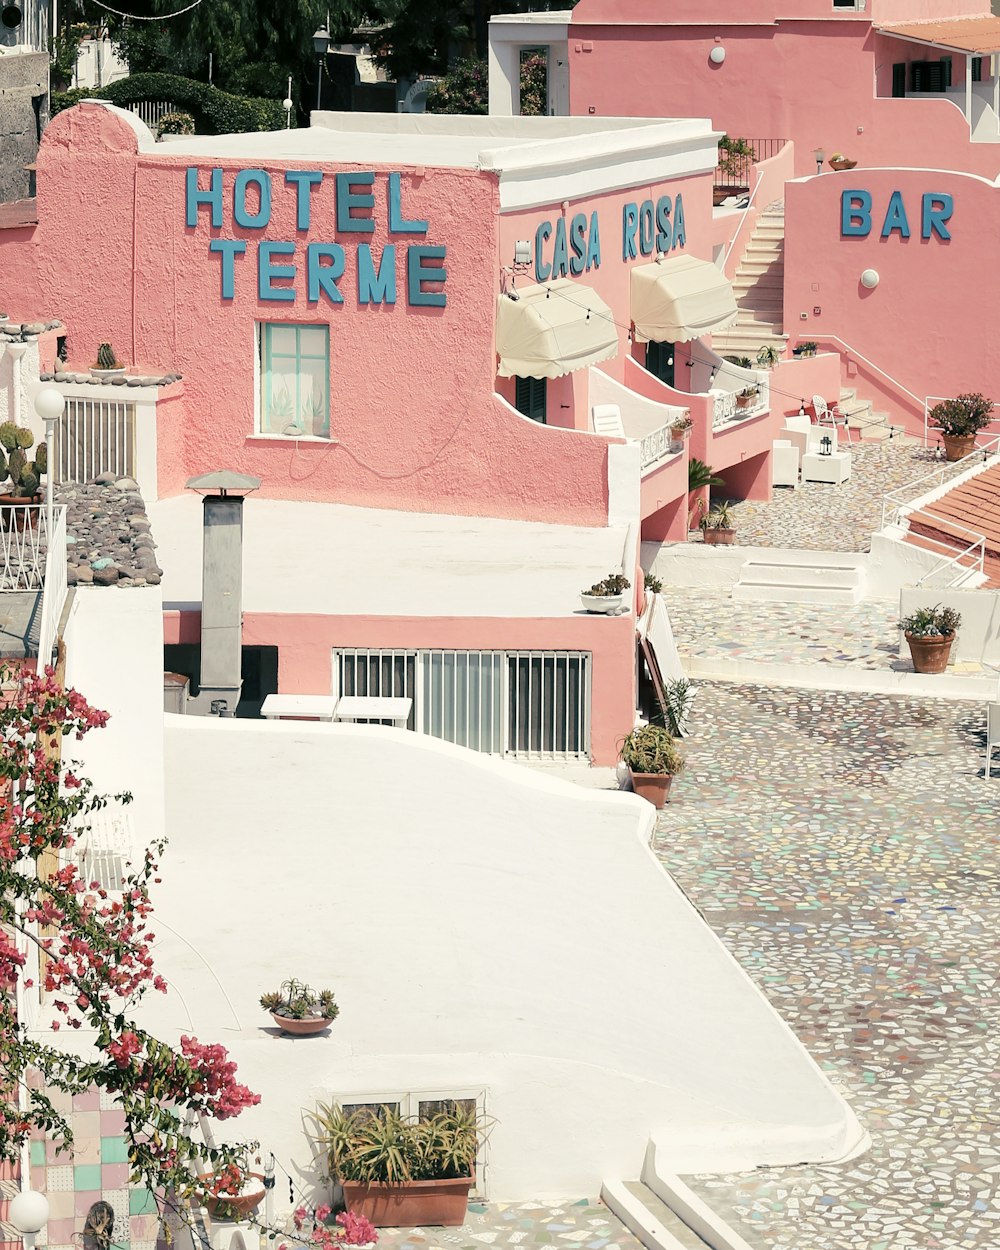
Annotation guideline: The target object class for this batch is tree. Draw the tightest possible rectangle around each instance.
[0,665,258,1200]
[425,50,547,115]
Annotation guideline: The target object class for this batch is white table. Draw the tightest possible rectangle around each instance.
[802,450,851,484]
[333,695,413,728]
[261,694,338,722]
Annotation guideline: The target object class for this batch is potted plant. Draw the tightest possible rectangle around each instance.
[928,392,994,462]
[756,345,780,369]
[793,341,818,358]
[669,413,693,447]
[0,422,47,531]
[828,153,858,171]
[196,1163,266,1221]
[260,978,339,1035]
[735,385,758,411]
[700,500,737,545]
[641,570,662,613]
[285,1206,378,1250]
[312,1101,490,1228]
[619,723,684,809]
[90,342,127,379]
[723,354,754,370]
[580,572,630,614]
[687,458,724,531]
[899,605,961,674]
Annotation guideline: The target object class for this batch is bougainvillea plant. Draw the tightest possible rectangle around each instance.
[284,1205,378,1249]
[0,664,260,1202]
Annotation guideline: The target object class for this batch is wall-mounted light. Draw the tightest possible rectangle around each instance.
[813,148,825,174]
[860,268,880,289]
[513,240,531,265]
[709,45,726,64]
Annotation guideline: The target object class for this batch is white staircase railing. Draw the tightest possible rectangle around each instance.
[36,506,68,669]
[0,506,46,589]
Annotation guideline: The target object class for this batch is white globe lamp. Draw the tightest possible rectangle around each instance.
[10,1190,50,1245]
[34,385,65,541]
[709,45,726,64]
[860,268,880,289]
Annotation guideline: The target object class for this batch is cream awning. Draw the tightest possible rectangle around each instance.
[631,254,738,344]
[496,277,619,379]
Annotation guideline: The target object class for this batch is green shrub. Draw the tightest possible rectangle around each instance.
[157,111,195,137]
[619,724,685,776]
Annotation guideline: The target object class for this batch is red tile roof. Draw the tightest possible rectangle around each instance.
[905,462,1000,586]
[878,16,1000,55]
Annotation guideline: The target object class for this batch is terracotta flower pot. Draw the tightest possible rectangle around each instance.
[269,1012,333,1035]
[197,1173,266,1221]
[904,631,955,674]
[628,770,674,809]
[940,433,976,462]
[828,158,857,171]
[702,528,736,545]
[342,1174,474,1228]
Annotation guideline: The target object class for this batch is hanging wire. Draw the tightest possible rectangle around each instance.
[87,0,203,18]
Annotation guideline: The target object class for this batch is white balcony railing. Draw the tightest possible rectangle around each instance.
[37,506,68,669]
[711,372,770,429]
[0,505,69,666]
[639,423,676,470]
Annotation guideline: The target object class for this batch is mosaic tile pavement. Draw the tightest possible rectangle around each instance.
[374,1199,642,1250]
[653,681,1000,1249]
[726,442,939,553]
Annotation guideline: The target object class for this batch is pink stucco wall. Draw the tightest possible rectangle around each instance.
[568,9,999,180]
[165,608,636,765]
[0,104,611,527]
[784,168,1000,431]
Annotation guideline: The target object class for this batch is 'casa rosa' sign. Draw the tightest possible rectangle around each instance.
[185,168,447,307]
[532,194,687,282]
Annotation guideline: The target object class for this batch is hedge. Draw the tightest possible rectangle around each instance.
[51,72,288,134]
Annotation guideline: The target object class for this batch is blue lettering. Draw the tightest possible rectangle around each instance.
[922,192,953,240]
[552,217,569,278]
[586,213,602,270]
[841,189,872,237]
[186,167,223,228]
[209,239,246,299]
[336,172,376,234]
[623,203,639,260]
[639,201,655,255]
[388,173,428,234]
[257,241,296,301]
[285,170,323,231]
[672,194,686,249]
[233,170,271,229]
[655,196,672,252]
[307,243,345,304]
[358,243,397,304]
[535,221,552,282]
[569,213,588,275]
[881,190,911,239]
[407,245,447,307]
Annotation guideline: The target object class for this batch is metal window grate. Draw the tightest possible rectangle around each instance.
[506,650,589,759]
[57,399,136,483]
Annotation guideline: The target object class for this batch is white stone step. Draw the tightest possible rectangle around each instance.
[641,1171,759,1250]
[733,557,866,605]
[601,1179,714,1250]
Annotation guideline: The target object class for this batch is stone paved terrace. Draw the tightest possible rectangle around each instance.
[655,682,1000,1249]
[723,441,937,552]
[375,1199,641,1250]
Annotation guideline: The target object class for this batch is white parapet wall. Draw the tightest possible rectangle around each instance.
[101,715,870,1202]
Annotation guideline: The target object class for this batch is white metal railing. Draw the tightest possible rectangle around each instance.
[36,506,68,669]
[902,507,986,588]
[640,424,675,470]
[880,436,1000,530]
[0,506,46,590]
[57,398,136,483]
[711,372,770,428]
[817,334,924,416]
[127,100,178,129]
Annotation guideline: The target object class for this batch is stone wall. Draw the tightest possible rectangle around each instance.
[0,51,48,203]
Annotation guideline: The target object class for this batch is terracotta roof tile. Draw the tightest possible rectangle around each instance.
[904,463,1000,587]
[877,16,1000,54]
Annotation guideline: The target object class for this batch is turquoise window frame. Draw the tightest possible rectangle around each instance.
[260,323,330,438]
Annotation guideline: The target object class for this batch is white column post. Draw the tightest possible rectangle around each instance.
[488,36,521,116]
[966,53,973,131]
[6,341,27,427]
[993,54,999,123]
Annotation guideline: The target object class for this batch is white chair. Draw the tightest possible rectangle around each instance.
[986,703,1000,778]
[812,394,855,445]
[771,439,800,488]
[592,403,625,439]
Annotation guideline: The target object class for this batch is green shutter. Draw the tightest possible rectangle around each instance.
[515,376,547,423]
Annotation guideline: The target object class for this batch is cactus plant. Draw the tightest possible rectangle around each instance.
[93,342,122,371]
[0,424,46,498]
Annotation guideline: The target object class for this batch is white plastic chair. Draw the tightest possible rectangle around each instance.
[812,394,855,445]
[771,439,800,488]
[592,403,625,439]
[986,703,1000,778]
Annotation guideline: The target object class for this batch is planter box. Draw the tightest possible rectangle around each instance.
[904,632,955,674]
[580,593,624,614]
[629,770,674,809]
[702,528,736,545]
[342,1175,474,1228]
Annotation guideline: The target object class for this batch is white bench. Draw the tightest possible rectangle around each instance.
[333,695,412,728]
[261,694,339,722]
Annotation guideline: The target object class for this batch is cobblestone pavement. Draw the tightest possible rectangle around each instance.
[375,1199,641,1250]
[655,682,1000,1250]
[727,442,938,552]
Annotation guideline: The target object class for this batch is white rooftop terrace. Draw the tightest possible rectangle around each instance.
[147,494,630,617]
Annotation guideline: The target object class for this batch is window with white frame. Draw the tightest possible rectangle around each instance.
[258,323,330,438]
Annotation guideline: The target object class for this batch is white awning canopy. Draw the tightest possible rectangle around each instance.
[631,254,739,344]
[496,277,619,379]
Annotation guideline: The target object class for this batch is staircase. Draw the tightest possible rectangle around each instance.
[732,553,867,605]
[713,201,786,358]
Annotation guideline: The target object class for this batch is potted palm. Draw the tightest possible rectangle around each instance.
[619,723,684,808]
[0,422,47,531]
[756,345,780,369]
[899,605,961,674]
[581,572,630,614]
[929,393,994,462]
[312,1101,490,1228]
[260,978,339,1035]
[687,458,724,531]
[700,500,737,545]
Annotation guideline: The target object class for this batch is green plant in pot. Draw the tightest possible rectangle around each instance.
[756,344,781,369]
[736,384,758,410]
[260,977,339,1035]
[700,500,737,545]
[90,341,126,377]
[619,723,684,809]
[687,458,724,532]
[581,571,630,614]
[898,604,961,674]
[312,1101,492,1227]
[793,341,818,358]
[0,423,47,531]
[929,393,994,462]
[723,354,754,370]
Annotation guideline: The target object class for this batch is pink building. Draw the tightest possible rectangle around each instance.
[0,103,834,763]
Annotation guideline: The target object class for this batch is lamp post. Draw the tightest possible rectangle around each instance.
[34,386,65,544]
[813,147,825,174]
[10,1190,50,1250]
[312,26,330,111]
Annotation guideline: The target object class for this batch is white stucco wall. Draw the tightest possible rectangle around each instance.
[113,716,865,1202]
